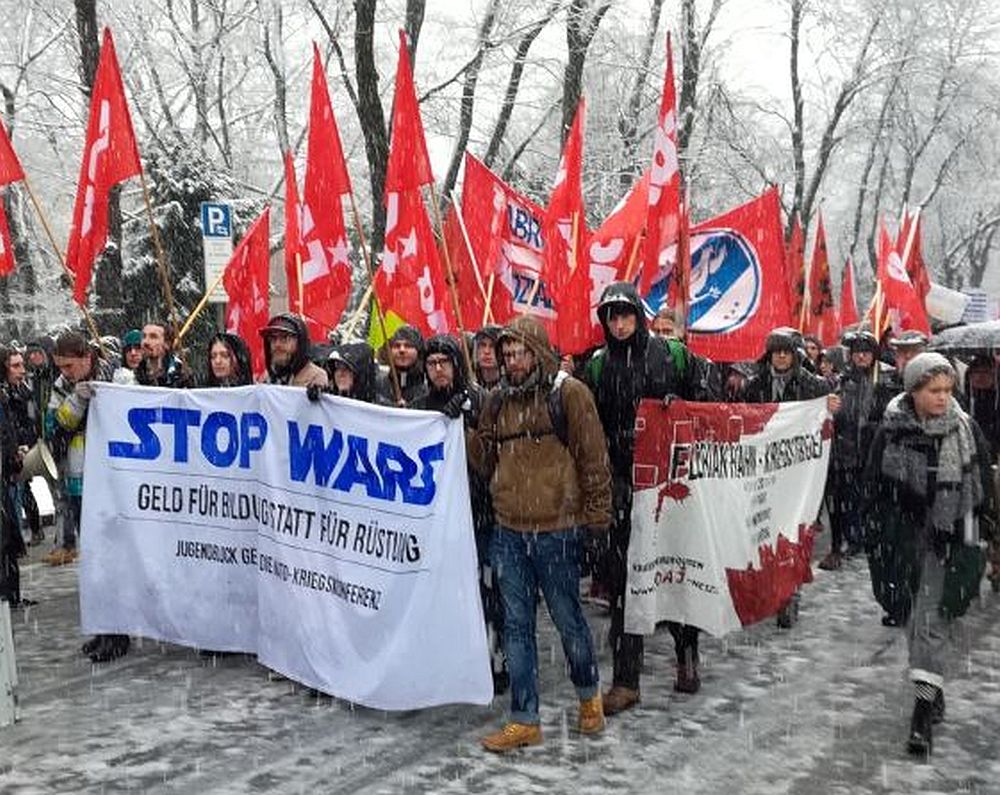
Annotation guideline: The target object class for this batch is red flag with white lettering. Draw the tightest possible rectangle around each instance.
[877,221,930,335]
[224,207,271,378]
[685,188,792,362]
[804,213,838,345]
[640,33,681,297]
[299,44,354,340]
[839,256,860,331]
[0,196,14,277]
[66,28,142,306]
[376,189,453,337]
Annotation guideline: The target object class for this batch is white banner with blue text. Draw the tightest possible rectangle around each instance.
[80,383,492,710]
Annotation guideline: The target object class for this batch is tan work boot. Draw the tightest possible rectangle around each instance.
[44,548,77,567]
[602,685,640,715]
[578,693,605,734]
[481,722,543,753]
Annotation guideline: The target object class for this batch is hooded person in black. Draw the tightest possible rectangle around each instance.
[821,329,898,572]
[376,325,428,407]
[583,281,715,713]
[325,342,378,403]
[203,332,253,387]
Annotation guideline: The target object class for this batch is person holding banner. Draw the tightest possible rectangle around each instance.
[323,342,378,403]
[259,313,328,389]
[203,332,253,388]
[135,322,193,389]
[584,282,718,714]
[376,325,427,407]
[740,327,840,627]
[471,315,611,752]
[864,353,996,756]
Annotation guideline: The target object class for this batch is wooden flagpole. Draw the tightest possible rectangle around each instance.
[20,177,104,348]
[428,184,476,384]
[138,171,179,335]
[177,266,227,343]
[622,231,644,283]
[449,191,493,325]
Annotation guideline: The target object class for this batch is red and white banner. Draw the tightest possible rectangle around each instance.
[625,397,831,637]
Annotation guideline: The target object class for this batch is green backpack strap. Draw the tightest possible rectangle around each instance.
[584,348,606,387]
[665,337,688,376]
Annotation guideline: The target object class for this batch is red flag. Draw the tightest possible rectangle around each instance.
[803,213,838,345]
[66,28,142,306]
[224,207,271,378]
[297,44,354,341]
[591,171,649,283]
[283,151,303,317]
[543,99,586,297]
[461,154,536,325]
[376,189,453,336]
[0,194,14,277]
[785,214,805,326]
[839,256,860,330]
[543,99,590,353]
[640,33,681,296]
[442,204,489,329]
[685,187,792,362]
[384,30,433,193]
[0,120,25,186]
[900,213,930,305]
[877,221,930,335]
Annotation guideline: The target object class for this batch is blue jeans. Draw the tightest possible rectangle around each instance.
[491,527,600,725]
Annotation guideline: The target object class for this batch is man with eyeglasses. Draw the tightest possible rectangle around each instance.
[470,315,611,753]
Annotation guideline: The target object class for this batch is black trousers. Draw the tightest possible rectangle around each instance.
[608,483,699,689]
[0,484,24,603]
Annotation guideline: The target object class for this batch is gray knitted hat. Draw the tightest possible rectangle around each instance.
[902,351,954,393]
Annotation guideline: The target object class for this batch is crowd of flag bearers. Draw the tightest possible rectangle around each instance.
[1,24,998,763]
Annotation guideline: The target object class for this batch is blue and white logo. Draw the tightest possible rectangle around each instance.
[641,229,762,335]
[686,228,761,334]
[200,202,232,239]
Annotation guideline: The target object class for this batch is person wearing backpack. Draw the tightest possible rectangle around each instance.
[470,315,611,753]
[583,281,717,715]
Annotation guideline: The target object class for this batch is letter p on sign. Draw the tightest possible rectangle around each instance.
[201,202,232,239]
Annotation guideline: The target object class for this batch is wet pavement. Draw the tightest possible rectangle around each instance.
[3,532,1000,794]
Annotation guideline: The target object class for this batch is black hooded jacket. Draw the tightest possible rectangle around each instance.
[740,350,831,404]
[203,332,253,387]
[263,313,313,384]
[376,325,429,406]
[584,281,710,478]
[413,334,483,419]
[327,342,377,403]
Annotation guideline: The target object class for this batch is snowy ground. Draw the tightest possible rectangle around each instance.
[3,534,1000,795]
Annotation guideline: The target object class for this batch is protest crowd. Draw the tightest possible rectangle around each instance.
[1,23,999,768]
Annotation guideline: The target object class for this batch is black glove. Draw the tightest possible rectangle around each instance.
[441,390,468,419]
[306,383,323,403]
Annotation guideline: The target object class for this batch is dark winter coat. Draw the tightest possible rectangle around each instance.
[413,334,483,418]
[136,352,194,389]
[740,358,832,404]
[202,332,253,387]
[326,342,378,403]
[469,315,611,533]
[1,381,38,448]
[832,363,899,470]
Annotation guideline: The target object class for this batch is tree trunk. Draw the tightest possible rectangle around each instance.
[618,0,665,189]
[562,0,611,142]
[354,0,389,249]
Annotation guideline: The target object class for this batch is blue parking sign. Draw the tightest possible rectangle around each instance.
[201,202,232,239]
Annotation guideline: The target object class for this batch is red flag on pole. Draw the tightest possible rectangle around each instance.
[384,30,433,193]
[839,256,860,331]
[376,189,453,336]
[0,120,25,185]
[785,214,805,325]
[374,29,452,336]
[0,121,20,276]
[804,213,838,345]
[640,33,681,297]
[685,187,792,362]
[66,28,142,306]
[877,221,930,335]
[899,212,931,305]
[224,207,271,378]
[283,150,304,317]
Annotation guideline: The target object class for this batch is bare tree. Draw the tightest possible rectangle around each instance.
[562,0,612,140]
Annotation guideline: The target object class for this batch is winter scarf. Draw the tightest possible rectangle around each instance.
[769,366,793,401]
[880,394,984,534]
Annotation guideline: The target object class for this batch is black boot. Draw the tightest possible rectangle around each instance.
[89,634,130,663]
[81,636,101,656]
[907,698,934,757]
